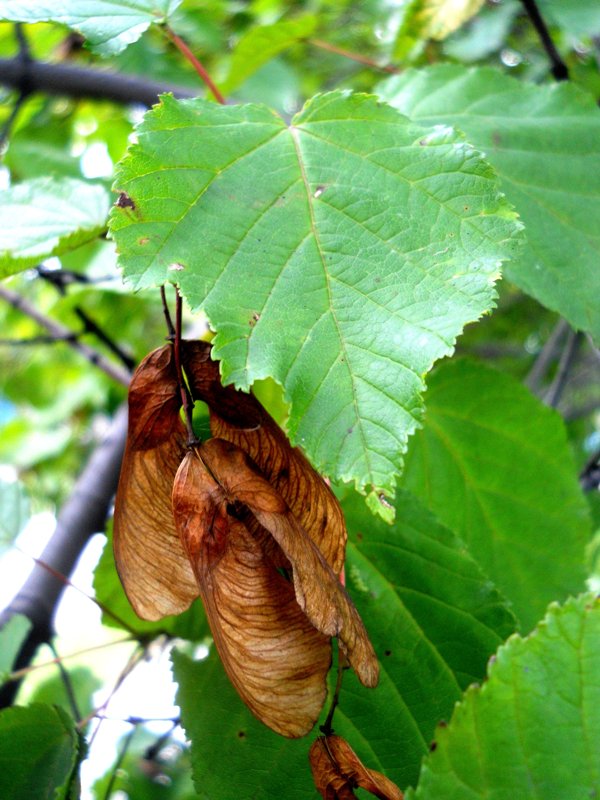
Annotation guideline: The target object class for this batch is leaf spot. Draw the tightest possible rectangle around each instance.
[168,263,185,272]
[115,191,135,210]
[249,312,260,327]
[313,185,326,198]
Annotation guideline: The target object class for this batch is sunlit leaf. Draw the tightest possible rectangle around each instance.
[399,358,589,631]
[0,178,110,278]
[407,595,600,799]
[222,16,318,94]
[537,0,600,37]
[380,65,600,341]
[110,92,521,511]
[0,0,183,56]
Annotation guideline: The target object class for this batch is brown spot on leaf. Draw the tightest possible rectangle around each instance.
[115,191,135,210]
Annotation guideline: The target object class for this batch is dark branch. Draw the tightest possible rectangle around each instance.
[0,405,128,708]
[0,56,197,107]
[544,329,583,407]
[519,0,569,81]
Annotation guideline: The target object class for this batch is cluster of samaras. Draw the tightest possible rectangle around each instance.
[113,341,379,739]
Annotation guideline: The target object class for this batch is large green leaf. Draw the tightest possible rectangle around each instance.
[379,65,600,341]
[221,16,318,95]
[110,91,521,511]
[407,594,600,799]
[0,703,80,800]
[0,178,110,278]
[0,1,182,56]
[171,489,515,795]
[400,358,589,631]
[0,479,30,556]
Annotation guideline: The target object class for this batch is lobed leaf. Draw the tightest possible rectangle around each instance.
[407,595,600,800]
[0,178,110,278]
[0,0,183,56]
[399,358,589,631]
[380,65,600,341]
[113,345,198,620]
[110,91,521,509]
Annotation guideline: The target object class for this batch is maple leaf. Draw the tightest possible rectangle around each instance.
[310,735,403,799]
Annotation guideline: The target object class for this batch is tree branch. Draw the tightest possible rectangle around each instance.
[0,284,131,386]
[0,55,196,106]
[0,404,128,708]
[519,0,569,81]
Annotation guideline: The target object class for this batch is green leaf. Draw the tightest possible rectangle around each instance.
[537,0,600,37]
[0,1,183,56]
[173,649,315,800]
[400,358,589,631]
[403,0,486,42]
[379,65,600,341]
[172,489,515,794]
[407,595,600,800]
[0,614,32,682]
[27,666,101,721]
[0,703,80,800]
[93,529,209,640]
[336,489,516,788]
[110,91,521,509]
[221,16,318,94]
[0,479,30,555]
[0,178,110,278]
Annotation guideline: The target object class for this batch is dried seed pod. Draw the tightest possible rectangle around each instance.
[172,438,378,735]
[181,340,347,573]
[310,735,403,799]
[113,345,198,620]
[172,444,331,737]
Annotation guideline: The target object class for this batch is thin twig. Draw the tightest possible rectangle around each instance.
[173,291,198,445]
[0,284,131,386]
[164,26,225,104]
[102,726,137,800]
[0,90,28,152]
[48,640,82,722]
[309,38,400,74]
[36,266,135,371]
[519,0,569,80]
[525,318,569,393]
[144,718,181,761]
[19,550,138,635]
[7,637,135,682]
[320,649,348,736]
[544,329,583,407]
[161,285,175,339]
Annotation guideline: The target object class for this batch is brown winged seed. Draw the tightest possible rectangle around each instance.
[113,346,198,620]
[309,735,403,799]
